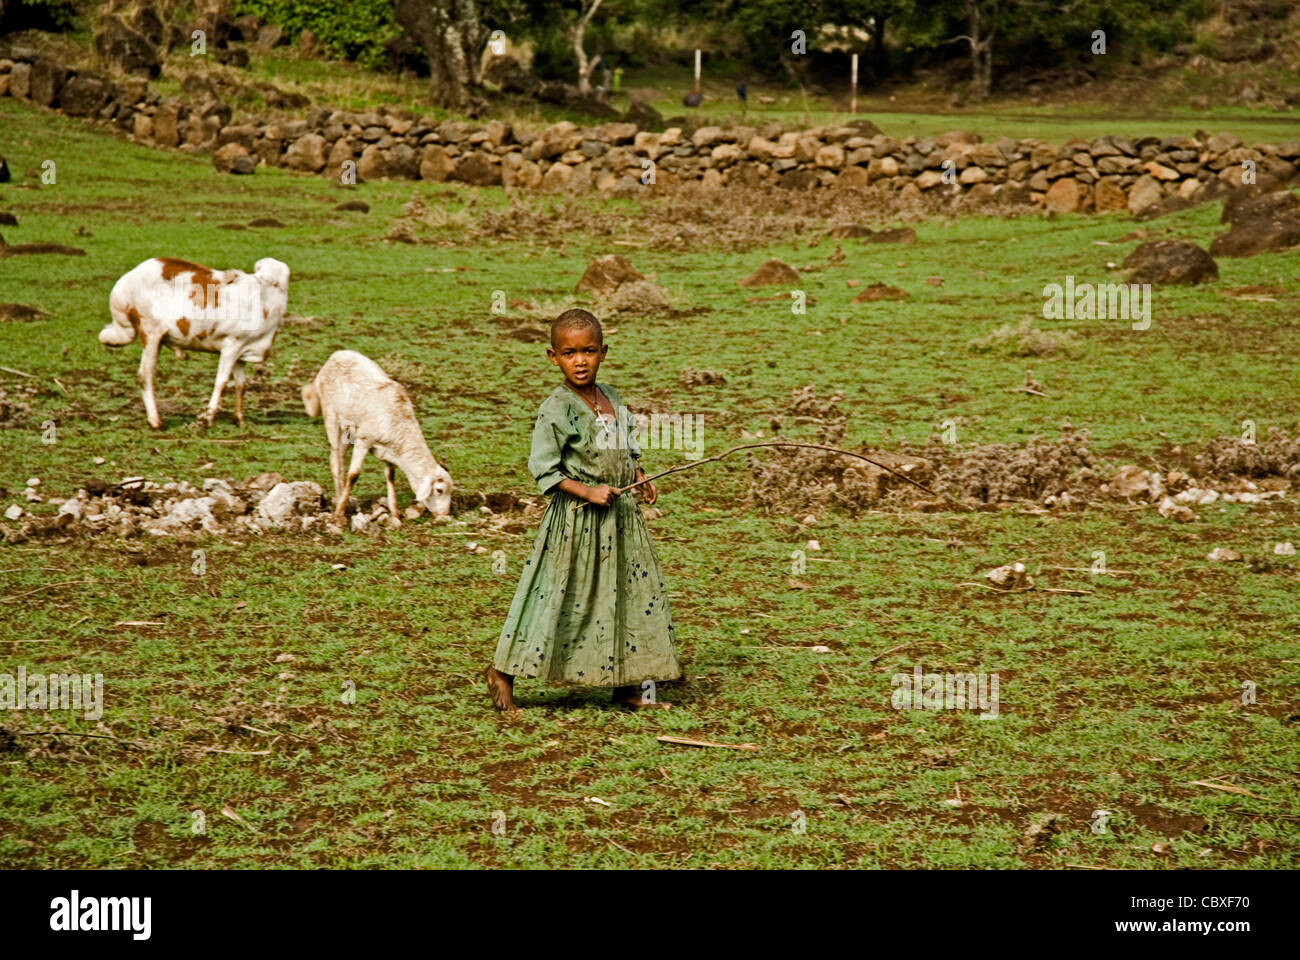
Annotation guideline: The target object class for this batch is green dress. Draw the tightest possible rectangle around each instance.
[493,382,682,687]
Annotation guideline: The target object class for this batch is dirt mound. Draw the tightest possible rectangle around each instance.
[679,366,726,387]
[853,282,909,302]
[743,390,1297,518]
[0,303,46,322]
[575,254,644,296]
[1192,428,1300,480]
[738,258,800,287]
[0,382,40,428]
[602,278,672,314]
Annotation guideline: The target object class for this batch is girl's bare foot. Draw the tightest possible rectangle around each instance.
[613,685,671,710]
[485,665,518,712]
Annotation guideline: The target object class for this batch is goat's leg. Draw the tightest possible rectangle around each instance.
[325,417,344,502]
[232,361,247,428]
[333,440,369,521]
[138,332,164,429]
[384,462,400,521]
[201,347,239,427]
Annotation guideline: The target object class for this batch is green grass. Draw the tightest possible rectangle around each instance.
[1,95,1298,868]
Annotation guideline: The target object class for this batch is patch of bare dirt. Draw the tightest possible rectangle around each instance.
[745,388,1299,518]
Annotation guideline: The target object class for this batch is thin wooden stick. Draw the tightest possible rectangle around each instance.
[0,365,34,378]
[12,730,154,750]
[868,642,912,664]
[0,578,93,603]
[657,735,760,751]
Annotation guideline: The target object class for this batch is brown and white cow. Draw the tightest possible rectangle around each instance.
[99,257,291,429]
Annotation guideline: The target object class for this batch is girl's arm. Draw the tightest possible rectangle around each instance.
[555,477,618,505]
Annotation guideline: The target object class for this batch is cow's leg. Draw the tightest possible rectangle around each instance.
[201,346,239,427]
[232,361,247,428]
[384,462,400,521]
[137,332,164,429]
[334,440,369,521]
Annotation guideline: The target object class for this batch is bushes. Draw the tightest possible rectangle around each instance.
[233,0,403,69]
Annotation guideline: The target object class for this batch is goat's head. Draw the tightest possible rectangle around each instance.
[253,258,291,293]
[416,468,453,518]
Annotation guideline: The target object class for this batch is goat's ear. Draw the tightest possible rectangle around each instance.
[416,475,434,504]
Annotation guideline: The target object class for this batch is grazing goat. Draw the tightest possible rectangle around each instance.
[99,257,291,429]
[301,350,453,521]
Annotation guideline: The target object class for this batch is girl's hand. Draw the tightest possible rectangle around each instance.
[585,484,619,506]
[633,467,656,505]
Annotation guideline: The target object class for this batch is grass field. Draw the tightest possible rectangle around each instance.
[1,94,1298,868]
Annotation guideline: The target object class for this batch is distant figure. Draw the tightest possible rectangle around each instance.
[683,89,702,108]
[736,78,748,115]
[612,67,623,93]
[601,66,611,92]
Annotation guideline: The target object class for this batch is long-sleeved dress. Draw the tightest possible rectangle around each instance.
[493,382,682,687]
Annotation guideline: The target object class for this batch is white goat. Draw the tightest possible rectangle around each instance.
[99,256,291,429]
[301,350,453,521]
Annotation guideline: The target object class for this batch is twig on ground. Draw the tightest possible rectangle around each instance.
[657,735,760,751]
[0,579,94,603]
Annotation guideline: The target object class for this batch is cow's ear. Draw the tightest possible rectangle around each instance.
[416,476,433,503]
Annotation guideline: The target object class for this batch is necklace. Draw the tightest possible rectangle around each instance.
[570,382,614,434]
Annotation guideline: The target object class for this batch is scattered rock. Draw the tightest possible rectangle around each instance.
[212,142,255,174]
[1206,547,1243,562]
[985,562,1033,590]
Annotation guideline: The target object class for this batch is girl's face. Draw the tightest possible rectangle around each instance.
[547,326,607,388]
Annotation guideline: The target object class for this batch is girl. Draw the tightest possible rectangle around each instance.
[486,309,682,712]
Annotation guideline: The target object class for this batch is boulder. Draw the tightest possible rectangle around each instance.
[8,61,30,99]
[212,142,255,174]
[541,161,573,192]
[60,72,114,116]
[1045,177,1084,213]
[28,58,67,108]
[1092,178,1127,213]
[1210,211,1300,258]
[453,151,501,185]
[1126,174,1164,215]
[284,133,327,173]
[357,144,389,181]
[93,16,161,77]
[256,482,323,526]
[1221,189,1300,224]
[1122,240,1218,285]
[419,144,456,182]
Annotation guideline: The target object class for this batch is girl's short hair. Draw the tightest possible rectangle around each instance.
[550,308,603,348]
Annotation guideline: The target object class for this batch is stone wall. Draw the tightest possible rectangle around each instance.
[3,45,1298,216]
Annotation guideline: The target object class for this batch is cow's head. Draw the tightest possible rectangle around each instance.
[253,258,291,292]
